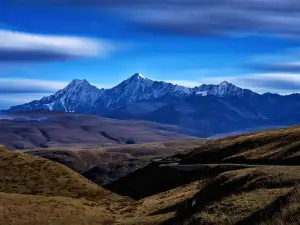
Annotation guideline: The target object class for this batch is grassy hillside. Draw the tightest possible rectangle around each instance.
[0,192,116,225]
[0,147,110,200]
[105,126,300,224]
[113,166,300,225]
[181,125,300,165]
[0,146,134,225]
[3,125,300,224]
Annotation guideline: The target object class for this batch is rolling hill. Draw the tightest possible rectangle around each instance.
[104,125,300,224]
[0,111,198,150]
[0,146,134,225]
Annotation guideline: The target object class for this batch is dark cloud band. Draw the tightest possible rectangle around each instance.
[0,79,66,94]
[247,62,300,73]
[8,0,300,37]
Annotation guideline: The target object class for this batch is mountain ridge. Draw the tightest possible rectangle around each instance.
[7,73,257,113]
[6,73,300,138]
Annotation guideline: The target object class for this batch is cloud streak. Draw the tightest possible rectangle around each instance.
[247,61,300,73]
[12,0,300,37]
[0,29,115,62]
[0,78,67,94]
[0,93,50,110]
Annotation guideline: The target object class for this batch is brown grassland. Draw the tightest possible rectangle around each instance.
[2,126,300,224]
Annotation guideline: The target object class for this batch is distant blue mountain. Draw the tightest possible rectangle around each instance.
[7,73,300,137]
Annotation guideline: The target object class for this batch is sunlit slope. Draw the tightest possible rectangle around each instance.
[0,146,133,225]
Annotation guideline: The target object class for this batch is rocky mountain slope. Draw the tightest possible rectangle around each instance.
[7,73,257,113]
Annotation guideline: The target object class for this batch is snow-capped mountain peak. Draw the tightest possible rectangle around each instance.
[70,78,89,85]
[220,81,230,86]
[194,80,248,98]
[64,79,91,90]
[31,78,103,113]
[125,72,151,84]
[54,78,98,98]
[132,72,146,79]
[7,72,257,113]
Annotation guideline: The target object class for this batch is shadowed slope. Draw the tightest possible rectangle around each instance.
[156,166,300,224]
[26,139,207,186]
[104,125,300,224]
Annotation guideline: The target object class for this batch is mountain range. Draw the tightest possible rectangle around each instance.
[6,73,300,137]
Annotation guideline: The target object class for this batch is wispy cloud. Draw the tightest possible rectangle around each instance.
[0,93,49,110]
[0,29,116,62]
[15,0,300,37]
[247,61,300,73]
[0,78,67,94]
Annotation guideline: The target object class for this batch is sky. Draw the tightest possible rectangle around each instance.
[1,0,300,109]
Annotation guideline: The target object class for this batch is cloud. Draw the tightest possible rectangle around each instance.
[247,61,300,73]
[13,0,300,37]
[0,93,49,110]
[0,78,67,94]
[0,29,115,62]
[235,73,300,92]
[168,73,300,94]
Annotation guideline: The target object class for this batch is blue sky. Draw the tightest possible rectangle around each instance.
[1,0,300,109]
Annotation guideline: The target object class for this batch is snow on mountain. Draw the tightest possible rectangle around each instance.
[8,79,103,113]
[7,73,257,113]
[196,91,208,96]
[41,79,103,112]
[193,81,255,98]
[98,73,193,108]
[9,73,300,138]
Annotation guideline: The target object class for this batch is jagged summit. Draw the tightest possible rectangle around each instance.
[62,79,93,92]
[59,78,96,95]
[220,81,230,86]
[125,73,149,83]
[71,78,89,83]
[132,73,146,79]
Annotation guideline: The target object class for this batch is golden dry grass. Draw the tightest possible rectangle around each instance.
[197,188,292,224]
[183,125,300,164]
[3,125,300,224]
[0,147,137,225]
[190,167,300,224]
[258,186,300,225]
[0,192,116,225]
[139,166,300,224]
[0,148,114,201]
